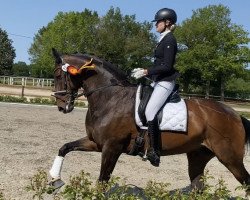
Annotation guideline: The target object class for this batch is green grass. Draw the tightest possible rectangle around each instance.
[0,95,87,108]
[238,111,250,119]
[225,102,250,110]
[21,169,248,200]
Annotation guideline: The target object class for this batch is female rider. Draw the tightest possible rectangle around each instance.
[131,8,180,167]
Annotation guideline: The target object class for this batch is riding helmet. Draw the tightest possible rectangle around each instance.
[152,8,177,24]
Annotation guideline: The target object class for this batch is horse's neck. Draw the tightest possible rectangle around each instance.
[86,84,136,113]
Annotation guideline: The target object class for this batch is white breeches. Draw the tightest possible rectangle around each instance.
[145,80,175,121]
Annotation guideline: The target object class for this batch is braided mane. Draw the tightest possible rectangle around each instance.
[73,53,131,85]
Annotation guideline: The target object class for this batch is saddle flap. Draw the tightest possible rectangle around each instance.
[137,84,181,127]
[135,84,187,132]
[138,85,153,125]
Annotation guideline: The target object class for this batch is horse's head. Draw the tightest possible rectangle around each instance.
[52,48,96,113]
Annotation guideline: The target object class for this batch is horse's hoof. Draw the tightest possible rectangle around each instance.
[147,151,160,167]
[48,178,65,194]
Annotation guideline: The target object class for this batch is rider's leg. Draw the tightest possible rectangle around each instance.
[147,118,161,166]
[145,80,175,166]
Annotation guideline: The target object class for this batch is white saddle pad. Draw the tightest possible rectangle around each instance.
[135,85,188,132]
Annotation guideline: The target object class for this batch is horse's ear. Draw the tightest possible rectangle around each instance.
[52,48,62,64]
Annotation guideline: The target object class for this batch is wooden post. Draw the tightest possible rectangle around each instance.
[21,86,24,98]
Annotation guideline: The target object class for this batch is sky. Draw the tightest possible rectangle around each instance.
[0,0,250,64]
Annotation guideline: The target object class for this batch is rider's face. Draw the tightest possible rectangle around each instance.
[155,20,166,33]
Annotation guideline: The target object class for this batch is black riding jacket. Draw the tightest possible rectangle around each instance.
[147,32,180,82]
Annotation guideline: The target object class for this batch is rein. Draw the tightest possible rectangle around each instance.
[53,71,126,101]
[54,80,124,100]
[80,81,124,98]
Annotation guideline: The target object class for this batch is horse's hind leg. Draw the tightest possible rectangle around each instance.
[214,139,250,196]
[187,146,215,190]
[49,136,99,183]
[217,153,250,196]
[225,161,250,196]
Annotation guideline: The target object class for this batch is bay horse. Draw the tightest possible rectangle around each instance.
[50,48,250,195]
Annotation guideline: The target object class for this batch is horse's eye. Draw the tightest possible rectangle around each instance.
[55,73,61,79]
[54,68,62,78]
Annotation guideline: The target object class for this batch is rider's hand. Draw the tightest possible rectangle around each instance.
[131,68,146,79]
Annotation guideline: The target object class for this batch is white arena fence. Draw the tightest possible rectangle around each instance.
[0,76,249,104]
[0,76,87,104]
[0,76,54,88]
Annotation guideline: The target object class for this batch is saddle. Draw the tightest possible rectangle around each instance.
[138,84,181,126]
[129,83,187,156]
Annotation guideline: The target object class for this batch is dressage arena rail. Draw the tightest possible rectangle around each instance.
[0,76,250,104]
[0,84,87,103]
[0,76,54,88]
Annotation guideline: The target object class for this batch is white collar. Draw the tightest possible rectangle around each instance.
[159,30,171,42]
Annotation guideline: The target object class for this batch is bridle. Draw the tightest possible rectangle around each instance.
[52,58,127,105]
[52,67,79,107]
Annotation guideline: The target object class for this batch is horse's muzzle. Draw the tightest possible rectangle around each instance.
[58,104,74,114]
[65,103,74,113]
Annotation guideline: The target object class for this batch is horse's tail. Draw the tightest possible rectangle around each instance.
[241,116,250,154]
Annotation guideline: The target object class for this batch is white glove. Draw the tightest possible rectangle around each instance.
[131,68,143,73]
[131,68,145,79]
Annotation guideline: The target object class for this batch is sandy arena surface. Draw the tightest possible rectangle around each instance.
[0,102,249,199]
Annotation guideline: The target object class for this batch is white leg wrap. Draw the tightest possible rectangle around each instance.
[49,156,64,179]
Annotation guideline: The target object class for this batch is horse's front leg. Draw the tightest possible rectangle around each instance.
[49,136,99,188]
[98,140,124,182]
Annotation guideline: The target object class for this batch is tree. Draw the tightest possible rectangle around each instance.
[93,7,156,72]
[225,77,250,99]
[29,7,156,77]
[175,5,250,99]
[12,61,31,76]
[0,28,16,75]
[29,9,99,78]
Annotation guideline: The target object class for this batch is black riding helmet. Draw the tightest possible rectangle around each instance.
[152,8,177,24]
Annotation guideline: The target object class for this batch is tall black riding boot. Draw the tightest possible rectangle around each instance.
[147,119,160,167]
